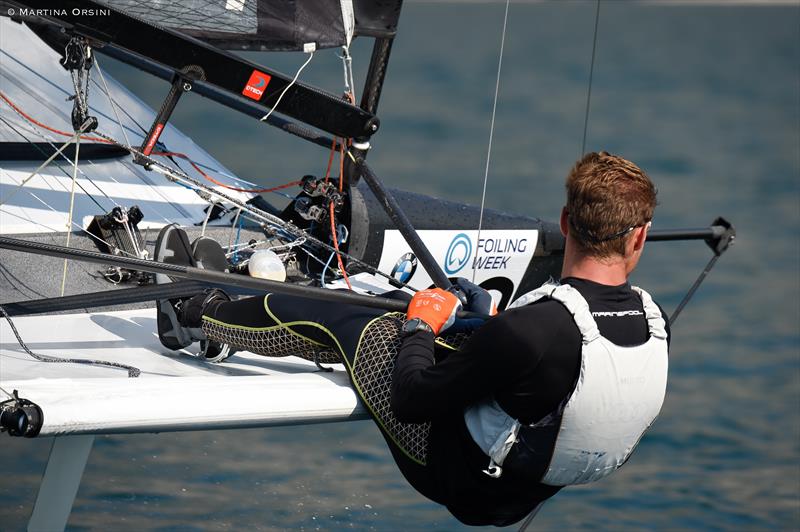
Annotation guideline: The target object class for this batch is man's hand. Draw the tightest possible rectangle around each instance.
[452,278,498,316]
[407,288,462,335]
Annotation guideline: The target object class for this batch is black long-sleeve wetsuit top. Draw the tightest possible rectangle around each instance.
[391,278,671,526]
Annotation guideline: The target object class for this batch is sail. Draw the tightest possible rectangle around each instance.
[95,0,403,51]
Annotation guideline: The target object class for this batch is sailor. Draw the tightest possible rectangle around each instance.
[155,151,669,527]
[388,151,670,525]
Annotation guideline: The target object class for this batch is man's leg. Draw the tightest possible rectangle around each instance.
[193,293,433,478]
[190,291,447,503]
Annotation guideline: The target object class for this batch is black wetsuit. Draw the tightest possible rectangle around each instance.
[391,278,671,526]
[199,278,670,527]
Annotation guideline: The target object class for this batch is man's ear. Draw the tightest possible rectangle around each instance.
[560,207,569,237]
[632,222,649,252]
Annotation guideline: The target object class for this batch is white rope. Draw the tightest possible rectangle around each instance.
[60,137,81,296]
[473,0,511,283]
[228,207,243,250]
[259,51,315,123]
[200,199,215,237]
[340,46,356,102]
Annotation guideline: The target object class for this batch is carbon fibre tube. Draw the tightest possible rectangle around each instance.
[0,235,484,318]
[354,157,453,291]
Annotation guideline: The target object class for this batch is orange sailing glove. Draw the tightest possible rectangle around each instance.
[407,288,462,335]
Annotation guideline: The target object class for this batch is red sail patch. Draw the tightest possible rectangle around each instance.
[242,70,272,101]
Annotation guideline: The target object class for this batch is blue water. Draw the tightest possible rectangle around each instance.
[1,2,799,530]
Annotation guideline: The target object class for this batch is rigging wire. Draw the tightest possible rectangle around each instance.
[1,88,416,290]
[0,192,139,259]
[473,0,511,283]
[340,45,356,103]
[151,150,302,194]
[2,93,183,223]
[124,138,414,290]
[518,6,602,532]
[2,90,297,198]
[200,199,214,237]
[580,0,601,157]
[1,115,117,212]
[93,56,132,148]
[0,385,14,400]
[0,130,81,207]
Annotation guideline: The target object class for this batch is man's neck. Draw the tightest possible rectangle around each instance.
[561,251,629,286]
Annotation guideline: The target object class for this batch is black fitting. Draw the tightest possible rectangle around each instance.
[705,217,736,256]
[0,391,43,438]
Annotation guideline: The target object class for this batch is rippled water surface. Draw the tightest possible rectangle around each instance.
[1,2,798,530]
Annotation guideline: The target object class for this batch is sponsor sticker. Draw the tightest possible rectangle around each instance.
[242,70,272,101]
[391,252,418,284]
[444,233,472,275]
[377,229,539,308]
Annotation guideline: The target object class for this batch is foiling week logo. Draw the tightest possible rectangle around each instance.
[242,70,271,101]
[444,233,472,275]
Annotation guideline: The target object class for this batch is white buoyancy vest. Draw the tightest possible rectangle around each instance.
[464,281,669,486]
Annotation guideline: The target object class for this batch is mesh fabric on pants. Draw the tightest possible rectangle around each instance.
[203,312,471,466]
[201,319,341,364]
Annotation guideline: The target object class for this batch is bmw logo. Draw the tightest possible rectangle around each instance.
[444,233,472,275]
[391,252,418,284]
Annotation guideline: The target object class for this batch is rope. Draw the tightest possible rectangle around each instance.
[329,201,352,289]
[151,150,301,194]
[324,137,337,183]
[0,305,141,377]
[473,0,511,283]
[60,137,81,296]
[260,51,315,123]
[65,113,414,291]
[1,90,297,197]
[580,0,601,156]
[1,113,179,225]
[200,198,214,237]
[0,91,110,144]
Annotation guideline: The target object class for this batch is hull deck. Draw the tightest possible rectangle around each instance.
[1,307,366,436]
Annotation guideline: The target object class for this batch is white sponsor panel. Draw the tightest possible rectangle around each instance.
[377,230,539,307]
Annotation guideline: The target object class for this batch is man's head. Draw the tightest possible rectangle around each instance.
[562,152,657,262]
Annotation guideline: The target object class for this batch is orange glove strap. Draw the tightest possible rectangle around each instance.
[407,288,460,335]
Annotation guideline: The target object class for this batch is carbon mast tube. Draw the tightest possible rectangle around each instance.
[354,157,453,291]
[0,236,484,318]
